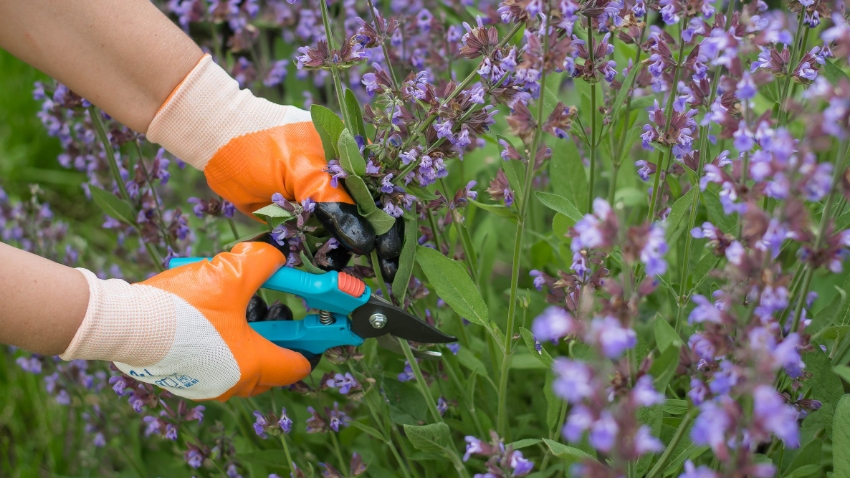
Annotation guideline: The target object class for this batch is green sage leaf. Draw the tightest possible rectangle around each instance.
[364,209,395,235]
[252,203,295,229]
[824,60,850,86]
[665,187,697,242]
[549,137,588,213]
[89,185,136,227]
[416,246,489,326]
[403,423,452,454]
[311,104,344,161]
[520,327,553,367]
[654,316,682,353]
[783,465,820,478]
[342,176,377,214]
[509,439,542,450]
[338,129,366,176]
[349,421,385,441]
[543,438,594,462]
[702,189,736,233]
[470,200,518,221]
[503,160,526,207]
[649,345,680,392]
[344,88,366,138]
[832,394,850,476]
[536,191,583,223]
[392,216,419,302]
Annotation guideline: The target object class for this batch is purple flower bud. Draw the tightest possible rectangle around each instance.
[586,316,636,359]
[532,306,577,342]
[552,358,594,403]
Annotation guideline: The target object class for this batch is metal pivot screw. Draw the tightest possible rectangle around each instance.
[319,310,334,325]
[369,313,387,329]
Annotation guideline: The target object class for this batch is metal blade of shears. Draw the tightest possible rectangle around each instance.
[350,295,457,344]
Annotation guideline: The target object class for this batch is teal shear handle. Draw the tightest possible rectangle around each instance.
[168,258,371,356]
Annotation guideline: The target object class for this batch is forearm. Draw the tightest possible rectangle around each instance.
[0,0,202,133]
[0,242,89,355]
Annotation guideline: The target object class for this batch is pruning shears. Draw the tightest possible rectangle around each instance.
[168,258,457,362]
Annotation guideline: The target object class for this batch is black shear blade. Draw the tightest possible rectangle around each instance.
[350,295,457,344]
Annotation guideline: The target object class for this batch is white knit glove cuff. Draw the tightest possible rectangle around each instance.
[145,55,309,171]
[60,269,176,366]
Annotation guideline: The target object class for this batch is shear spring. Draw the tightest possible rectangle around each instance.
[319,310,334,325]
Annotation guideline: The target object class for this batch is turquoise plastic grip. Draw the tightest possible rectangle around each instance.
[167,258,372,356]
[249,313,364,356]
[168,258,371,315]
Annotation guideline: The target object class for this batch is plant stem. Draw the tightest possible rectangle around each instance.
[279,434,297,476]
[587,19,598,213]
[645,408,698,478]
[317,0,350,123]
[791,140,850,332]
[227,216,240,241]
[89,106,164,270]
[779,12,806,127]
[399,338,443,423]
[131,140,175,250]
[442,356,486,436]
[647,20,687,222]
[329,431,350,477]
[365,0,399,90]
[497,4,552,439]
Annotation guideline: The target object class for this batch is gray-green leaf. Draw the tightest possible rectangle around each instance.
[311,104,344,161]
[392,216,418,302]
[338,129,366,176]
[520,327,553,367]
[654,316,682,353]
[365,209,395,235]
[342,176,377,214]
[89,185,136,227]
[252,203,295,229]
[549,137,588,213]
[536,191,583,222]
[403,423,452,454]
[416,246,489,326]
[832,394,850,476]
[665,187,697,242]
[344,88,367,138]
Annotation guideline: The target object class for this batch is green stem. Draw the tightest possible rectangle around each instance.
[791,141,850,332]
[443,356,486,436]
[89,106,131,204]
[279,434,297,476]
[89,106,164,270]
[399,338,443,423]
[779,13,807,127]
[226,215,240,241]
[497,4,553,439]
[587,19,598,213]
[132,140,174,250]
[329,431,350,477]
[647,20,686,222]
[645,408,697,478]
[317,0,350,123]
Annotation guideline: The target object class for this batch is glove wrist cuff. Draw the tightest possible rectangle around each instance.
[146,54,308,171]
[60,269,176,366]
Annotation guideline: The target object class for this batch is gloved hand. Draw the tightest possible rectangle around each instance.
[146,54,402,279]
[60,242,311,401]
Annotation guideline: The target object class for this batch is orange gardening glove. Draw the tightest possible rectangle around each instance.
[146,54,402,278]
[60,242,310,401]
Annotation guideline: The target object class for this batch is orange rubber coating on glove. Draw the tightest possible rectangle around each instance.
[139,242,311,401]
[204,121,354,219]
